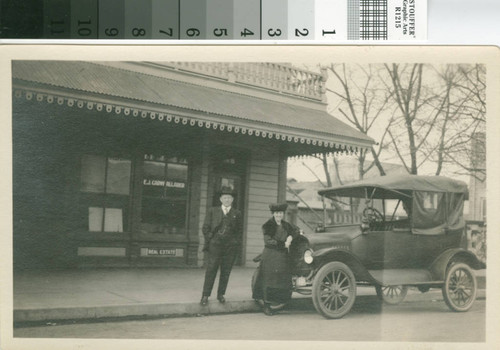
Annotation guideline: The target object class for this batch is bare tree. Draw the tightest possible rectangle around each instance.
[326,63,394,179]
[383,63,441,175]
[401,64,487,179]
[293,63,486,194]
[382,63,487,178]
[448,64,486,180]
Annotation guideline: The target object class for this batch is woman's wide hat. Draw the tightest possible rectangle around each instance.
[269,203,288,212]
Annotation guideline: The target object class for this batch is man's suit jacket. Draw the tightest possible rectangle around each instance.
[202,207,243,248]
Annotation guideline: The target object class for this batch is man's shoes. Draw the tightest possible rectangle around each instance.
[200,296,208,306]
[217,295,226,304]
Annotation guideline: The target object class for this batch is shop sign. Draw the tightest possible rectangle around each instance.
[141,248,184,257]
[143,179,185,188]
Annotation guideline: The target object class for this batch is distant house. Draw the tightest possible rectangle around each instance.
[329,157,407,186]
[464,132,486,264]
[465,132,486,222]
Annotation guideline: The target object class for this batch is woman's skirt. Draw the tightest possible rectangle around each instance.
[260,247,292,304]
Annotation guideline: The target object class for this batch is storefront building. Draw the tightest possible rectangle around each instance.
[12,61,373,269]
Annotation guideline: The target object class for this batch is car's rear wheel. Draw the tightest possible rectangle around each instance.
[375,285,408,305]
[312,262,356,319]
[442,263,477,312]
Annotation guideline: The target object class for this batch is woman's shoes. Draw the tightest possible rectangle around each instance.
[263,304,274,316]
[255,299,265,307]
[269,303,286,311]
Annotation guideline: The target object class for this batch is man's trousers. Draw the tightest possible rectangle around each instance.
[202,242,238,297]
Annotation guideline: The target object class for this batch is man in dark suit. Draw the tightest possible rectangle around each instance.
[200,188,243,306]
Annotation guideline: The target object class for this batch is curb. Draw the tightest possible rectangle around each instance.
[14,289,486,326]
[14,300,262,325]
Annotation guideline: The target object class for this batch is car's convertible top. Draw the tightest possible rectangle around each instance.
[318,174,468,235]
[318,174,468,200]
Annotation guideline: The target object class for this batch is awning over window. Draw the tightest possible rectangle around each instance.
[12,61,374,153]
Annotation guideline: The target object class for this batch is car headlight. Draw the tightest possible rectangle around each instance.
[303,249,313,264]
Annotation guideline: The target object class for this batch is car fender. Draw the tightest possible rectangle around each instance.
[312,248,374,283]
[429,248,484,281]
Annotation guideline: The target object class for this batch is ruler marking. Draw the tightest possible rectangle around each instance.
[234,0,260,40]
[99,0,125,39]
[288,0,314,40]
[152,0,179,39]
[180,0,206,40]
[262,0,287,40]
[124,0,152,39]
[207,0,233,39]
[71,0,98,39]
[0,0,426,40]
[44,0,71,39]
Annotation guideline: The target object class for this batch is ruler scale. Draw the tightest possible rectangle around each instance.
[0,0,427,40]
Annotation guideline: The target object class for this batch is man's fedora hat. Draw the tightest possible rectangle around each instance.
[218,187,235,197]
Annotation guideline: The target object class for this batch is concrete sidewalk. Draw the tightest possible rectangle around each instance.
[13,267,486,325]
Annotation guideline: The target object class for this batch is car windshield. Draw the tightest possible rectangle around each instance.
[321,195,411,230]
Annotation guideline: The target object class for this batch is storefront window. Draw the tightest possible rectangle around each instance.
[80,155,131,232]
[141,154,189,234]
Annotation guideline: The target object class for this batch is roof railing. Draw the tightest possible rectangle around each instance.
[155,62,326,101]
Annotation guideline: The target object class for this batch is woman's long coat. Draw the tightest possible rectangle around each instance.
[253,218,300,302]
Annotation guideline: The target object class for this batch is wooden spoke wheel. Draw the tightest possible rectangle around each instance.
[312,262,356,319]
[375,285,408,305]
[442,263,477,312]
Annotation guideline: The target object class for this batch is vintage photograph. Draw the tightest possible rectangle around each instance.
[2,46,498,349]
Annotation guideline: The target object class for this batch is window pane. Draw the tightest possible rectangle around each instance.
[143,160,166,197]
[166,163,188,196]
[422,192,439,209]
[89,206,104,231]
[220,177,235,191]
[140,198,187,234]
[386,199,408,218]
[104,208,124,232]
[141,155,189,235]
[106,158,131,195]
[413,191,446,234]
[81,155,105,193]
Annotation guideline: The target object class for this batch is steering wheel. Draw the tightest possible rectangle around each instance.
[363,207,384,222]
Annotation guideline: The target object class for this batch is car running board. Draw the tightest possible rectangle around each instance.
[367,269,442,286]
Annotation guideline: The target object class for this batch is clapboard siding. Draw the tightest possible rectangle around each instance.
[248,187,278,197]
[248,193,278,201]
[246,242,265,251]
[244,148,281,266]
[197,148,210,267]
[249,166,280,176]
[249,159,279,169]
[249,173,280,183]
[250,181,280,190]
[247,223,270,233]
[246,209,272,216]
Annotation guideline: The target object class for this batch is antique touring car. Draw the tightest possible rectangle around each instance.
[286,175,483,319]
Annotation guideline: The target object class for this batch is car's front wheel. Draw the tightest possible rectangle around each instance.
[312,262,356,319]
[375,285,408,305]
[442,263,477,312]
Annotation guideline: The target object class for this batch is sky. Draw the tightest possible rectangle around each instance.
[286,63,480,184]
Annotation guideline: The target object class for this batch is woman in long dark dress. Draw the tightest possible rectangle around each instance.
[255,203,300,316]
